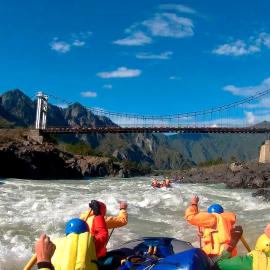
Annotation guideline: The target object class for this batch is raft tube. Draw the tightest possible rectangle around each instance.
[111,237,213,270]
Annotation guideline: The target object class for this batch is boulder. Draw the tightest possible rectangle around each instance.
[252,189,270,202]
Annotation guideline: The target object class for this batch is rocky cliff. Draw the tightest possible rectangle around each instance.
[0,136,149,179]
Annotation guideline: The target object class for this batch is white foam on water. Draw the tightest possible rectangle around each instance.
[1,178,270,269]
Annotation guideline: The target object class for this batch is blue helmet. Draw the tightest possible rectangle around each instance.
[65,218,89,236]
[207,204,224,214]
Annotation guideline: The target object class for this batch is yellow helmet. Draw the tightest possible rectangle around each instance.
[255,234,270,253]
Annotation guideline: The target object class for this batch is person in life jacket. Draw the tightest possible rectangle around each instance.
[51,218,100,270]
[216,224,270,270]
[33,218,102,270]
[164,178,171,187]
[79,200,109,259]
[80,200,128,233]
[80,200,128,270]
[151,178,160,188]
[185,196,238,257]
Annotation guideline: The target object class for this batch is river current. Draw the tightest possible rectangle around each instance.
[0,177,270,270]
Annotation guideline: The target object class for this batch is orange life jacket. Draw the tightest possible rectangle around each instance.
[164,180,171,187]
[152,180,159,188]
[202,213,236,256]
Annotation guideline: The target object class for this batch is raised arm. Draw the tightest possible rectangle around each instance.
[105,201,128,229]
[184,196,216,228]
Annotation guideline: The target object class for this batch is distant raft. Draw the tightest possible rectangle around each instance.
[151,179,172,188]
[113,237,213,270]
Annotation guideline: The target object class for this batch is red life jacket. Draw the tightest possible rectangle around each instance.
[83,202,109,258]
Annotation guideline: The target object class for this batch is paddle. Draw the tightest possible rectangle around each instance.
[240,235,251,252]
[192,196,202,248]
[106,228,115,246]
[193,207,202,248]
[22,254,37,270]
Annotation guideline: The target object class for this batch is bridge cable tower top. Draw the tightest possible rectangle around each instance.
[35,92,48,130]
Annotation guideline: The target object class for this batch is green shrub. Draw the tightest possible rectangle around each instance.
[59,141,101,156]
[198,157,223,167]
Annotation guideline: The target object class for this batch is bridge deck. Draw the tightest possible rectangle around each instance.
[41,127,270,134]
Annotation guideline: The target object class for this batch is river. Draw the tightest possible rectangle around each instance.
[0,177,270,270]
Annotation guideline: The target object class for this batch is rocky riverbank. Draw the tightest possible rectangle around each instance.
[0,132,150,179]
[173,161,270,201]
[176,162,270,188]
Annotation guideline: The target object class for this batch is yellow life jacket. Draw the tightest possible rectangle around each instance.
[51,229,97,270]
[249,250,270,270]
[202,213,232,256]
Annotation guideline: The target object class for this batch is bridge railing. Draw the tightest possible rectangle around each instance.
[44,122,267,129]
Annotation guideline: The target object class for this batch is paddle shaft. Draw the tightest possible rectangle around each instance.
[240,235,251,252]
[106,228,115,246]
[194,203,202,248]
[22,254,37,270]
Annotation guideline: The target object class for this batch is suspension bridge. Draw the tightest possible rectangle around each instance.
[35,89,270,134]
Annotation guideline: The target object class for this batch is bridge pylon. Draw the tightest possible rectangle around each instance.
[259,140,270,163]
[35,91,48,130]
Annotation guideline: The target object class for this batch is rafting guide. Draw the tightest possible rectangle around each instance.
[185,196,241,258]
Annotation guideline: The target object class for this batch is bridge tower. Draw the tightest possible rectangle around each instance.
[259,140,270,163]
[35,91,48,130]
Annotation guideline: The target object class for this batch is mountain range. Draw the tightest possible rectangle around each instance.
[0,89,266,169]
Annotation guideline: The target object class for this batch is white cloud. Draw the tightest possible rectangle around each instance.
[103,84,113,89]
[113,31,152,46]
[243,111,270,124]
[80,91,97,98]
[257,32,270,48]
[143,13,194,38]
[212,40,260,56]
[169,76,181,80]
[50,31,91,53]
[114,5,196,47]
[189,114,269,127]
[136,51,173,60]
[50,39,71,53]
[73,40,86,47]
[56,103,68,109]
[245,111,256,124]
[72,31,92,40]
[159,4,196,14]
[243,97,270,109]
[224,77,270,96]
[213,32,270,57]
[97,67,142,79]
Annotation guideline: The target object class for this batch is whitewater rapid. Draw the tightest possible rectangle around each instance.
[0,177,270,270]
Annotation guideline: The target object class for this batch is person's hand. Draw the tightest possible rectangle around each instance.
[120,201,128,210]
[191,196,199,205]
[35,234,56,263]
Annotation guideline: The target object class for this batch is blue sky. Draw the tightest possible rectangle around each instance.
[1,0,270,124]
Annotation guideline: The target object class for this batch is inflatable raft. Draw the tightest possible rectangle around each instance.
[111,237,213,270]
